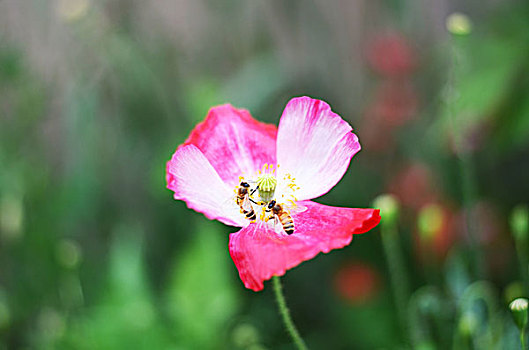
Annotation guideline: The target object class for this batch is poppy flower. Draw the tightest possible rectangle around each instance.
[166,97,381,291]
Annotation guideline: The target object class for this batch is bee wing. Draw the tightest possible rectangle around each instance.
[221,194,241,213]
[263,213,281,233]
[273,215,284,234]
[283,201,308,215]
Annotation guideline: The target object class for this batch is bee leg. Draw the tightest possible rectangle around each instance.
[250,185,259,196]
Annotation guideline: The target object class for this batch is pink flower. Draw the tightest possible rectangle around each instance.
[166,97,381,291]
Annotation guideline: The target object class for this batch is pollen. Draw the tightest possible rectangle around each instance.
[260,206,267,221]
[233,163,301,223]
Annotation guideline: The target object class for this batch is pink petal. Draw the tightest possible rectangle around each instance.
[228,201,381,291]
[166,145,247,227]
[183,104,277,187]
[276,97,361,201]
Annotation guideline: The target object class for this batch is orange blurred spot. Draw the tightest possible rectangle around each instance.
[334,262,380,305]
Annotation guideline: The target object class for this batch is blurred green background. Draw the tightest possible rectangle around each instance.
[1,0,529,349]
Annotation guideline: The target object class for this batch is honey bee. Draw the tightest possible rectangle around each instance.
[265,200,306,235]
[236,181,257,221]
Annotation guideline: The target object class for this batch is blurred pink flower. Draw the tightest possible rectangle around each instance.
[366,32,416,77]
[334,261,381,304]
[166,97,380,291]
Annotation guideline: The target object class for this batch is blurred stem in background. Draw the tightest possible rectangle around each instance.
[453,281,500,349]
[408,286,449,349]
[417,204,445,284]
[445,13,483,279]
[272,276,308,350]
[373,195,410,343]
[511,205,529,295]
[509,298,528,350]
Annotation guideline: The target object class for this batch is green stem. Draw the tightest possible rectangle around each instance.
[408,286,444,349]
[515,236,529,295]
[381,223,410,340]
[522,329,526,350]
[448,35,483,278]
[272,276,308,350]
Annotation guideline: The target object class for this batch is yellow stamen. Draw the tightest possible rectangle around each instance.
[260,207,267,221]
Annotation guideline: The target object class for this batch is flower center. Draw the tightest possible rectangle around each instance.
[234,163,300,225]
[256,164,277,203]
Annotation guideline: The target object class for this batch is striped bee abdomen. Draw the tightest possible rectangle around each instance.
[280,213,295,234]
[244,209,256,221]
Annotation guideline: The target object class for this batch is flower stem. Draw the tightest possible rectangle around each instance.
[447,32,483,278]
[272,276,308,350]
[512,206,529,295]
[515,235,529,295]
[521,329,527,350]
[381,223,410,342]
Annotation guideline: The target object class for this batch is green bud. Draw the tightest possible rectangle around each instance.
[509,298,529,331]
[511,205,529,241]
[373,194,399,226]
[417,204,444,242]
[446,13,472,36]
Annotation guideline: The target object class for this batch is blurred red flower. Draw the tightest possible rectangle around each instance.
[366,32,416,77]
[334,262,381,304]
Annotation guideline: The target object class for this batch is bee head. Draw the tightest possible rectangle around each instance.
[267,200,276,209]
[240,182,250,188]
